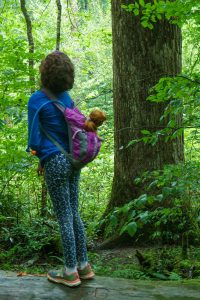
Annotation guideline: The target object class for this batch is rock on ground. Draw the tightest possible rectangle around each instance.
[0,270,200,300]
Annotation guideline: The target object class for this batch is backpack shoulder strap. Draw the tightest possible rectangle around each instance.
[39,88,73,157]
[41,88,66,114]
[39,124,69,157]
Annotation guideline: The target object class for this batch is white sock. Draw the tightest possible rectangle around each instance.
[65,266,77,274]
[78,261,88,270]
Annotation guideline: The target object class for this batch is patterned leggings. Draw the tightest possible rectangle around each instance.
[44,153,88,268]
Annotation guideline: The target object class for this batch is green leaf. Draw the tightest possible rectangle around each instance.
[119,224,128,236]
[151,135,158,146]
[138,211,149,223]
[162,187,173,198]
[110,215,118,226]
[156,194,163,202]
[128,210,137,221]
[141,20,149,28]
[139,0,145,7]
[141,130,151,135]
[127,139,139,147]
[127,221,137,237]
[134,177,141,184]
[134,8,140,16]
[171,128,184,139]
[128,4,135,11]
[119,204,131,214]
[169,272,182,281]
[157,14,162,20]
[147,23,154,30]
[148,180,158,189]
[142,137,150,144]
[151,272,168,280]
[135,2,139,9]
[135,194,148,207]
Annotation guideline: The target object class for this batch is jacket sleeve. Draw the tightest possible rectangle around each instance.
[26,101,42,154]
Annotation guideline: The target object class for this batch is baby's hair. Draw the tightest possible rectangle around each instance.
[85,109,106,132]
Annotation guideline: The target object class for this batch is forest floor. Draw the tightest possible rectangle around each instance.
[2,245,200,282]
[89,245,200,281]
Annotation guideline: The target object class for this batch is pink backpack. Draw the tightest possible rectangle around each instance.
[40,90,102,169]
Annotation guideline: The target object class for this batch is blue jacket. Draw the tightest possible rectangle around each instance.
[27,90,73,166]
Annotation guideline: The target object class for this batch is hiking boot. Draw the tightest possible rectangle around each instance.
[47,269,81,287]
[78,264,95,279]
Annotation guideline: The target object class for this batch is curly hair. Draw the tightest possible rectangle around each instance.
[39,51,74,93]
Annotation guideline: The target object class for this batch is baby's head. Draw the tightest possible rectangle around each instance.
[85,109,106,132]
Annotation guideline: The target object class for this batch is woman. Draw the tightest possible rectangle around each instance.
[27,51,95,287]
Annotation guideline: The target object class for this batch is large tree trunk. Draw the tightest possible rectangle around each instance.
[107,0,184,213]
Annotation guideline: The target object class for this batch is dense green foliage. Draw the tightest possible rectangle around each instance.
[90,246,200,280]
[106,162,200,245]
[122,0,200,28]
[0,0,200,280]
[0,0,113,262]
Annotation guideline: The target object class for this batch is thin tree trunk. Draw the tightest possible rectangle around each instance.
[41,178,48,217]
[20,0,35,92]
[67,0,79,31]
[56,0,62,50]
[106,0,184,213]
[100,0,108,12]
[78,0,88,11]
[84,0,88,10]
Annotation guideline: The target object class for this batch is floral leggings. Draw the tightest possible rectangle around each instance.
[44,153,88,268]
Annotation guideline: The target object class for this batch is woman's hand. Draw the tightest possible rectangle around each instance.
[37,162,44,176]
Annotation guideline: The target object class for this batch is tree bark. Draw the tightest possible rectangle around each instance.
[56,0,62,50]
[20,0,35,92]
[106,0,184,213]
[41,178,48,217]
